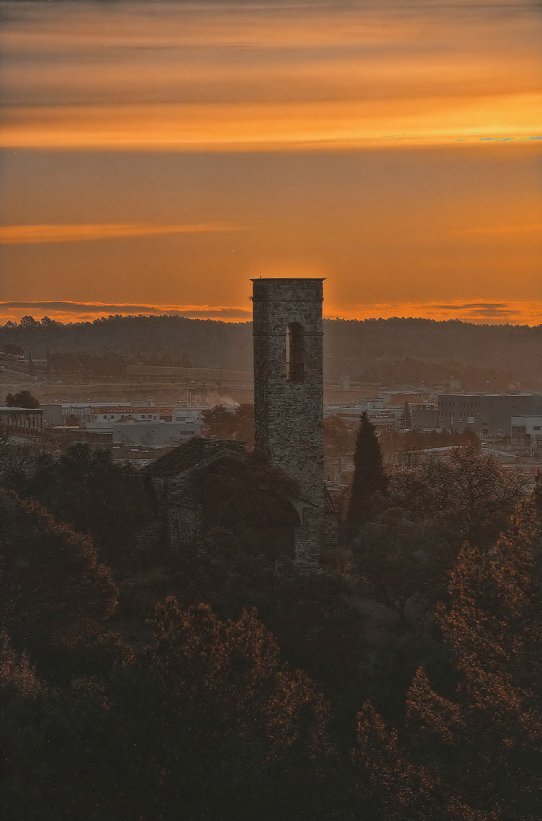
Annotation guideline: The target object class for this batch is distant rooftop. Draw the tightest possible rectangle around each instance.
[0,406,42,413]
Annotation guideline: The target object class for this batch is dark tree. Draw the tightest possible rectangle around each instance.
[1,344,24,357]
[21,444,151,571]
[0,490,117,678]
[1,596,338,821]
[354,504,542,819]
[346,412,388,540]
[202,402,254,448]
[324,415,354,457]
[351,445,524,617]
[5,390,39,409]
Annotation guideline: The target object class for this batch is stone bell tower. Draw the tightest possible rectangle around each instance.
[252,277,326,566]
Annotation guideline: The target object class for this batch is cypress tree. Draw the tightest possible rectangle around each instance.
[346,411,388,539]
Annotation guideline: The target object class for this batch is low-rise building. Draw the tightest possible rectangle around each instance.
[0,406,43,438]
[86,406,165,429]
[41,402,132,427]
[511,416,542,452]
[39,401,205,447]
[438,394,542,436]
[112,420,201,448]
[410,403,438,430]
[40,403,64,427]
[324,398,402,430]
[172,407,204,425]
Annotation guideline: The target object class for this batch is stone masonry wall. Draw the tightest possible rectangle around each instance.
[252,278,326,566]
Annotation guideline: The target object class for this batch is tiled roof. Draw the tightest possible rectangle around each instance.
[141,436,245,478]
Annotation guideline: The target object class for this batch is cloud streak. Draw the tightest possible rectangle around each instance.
[2,99,541,152]
[1,299,541,327]
[1,1,540,151]
[0,300,252,323]
[456,223,542,237]
[0,223,246,245]
[334,300,542,326]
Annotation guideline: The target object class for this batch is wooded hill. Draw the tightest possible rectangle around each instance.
[2,315,542,388]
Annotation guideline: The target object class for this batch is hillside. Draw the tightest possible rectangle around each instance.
[2,315,542,388]
[325,318,542,387]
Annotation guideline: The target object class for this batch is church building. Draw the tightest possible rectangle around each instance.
[144,277,336,567]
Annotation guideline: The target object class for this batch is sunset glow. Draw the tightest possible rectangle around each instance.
[0,223,246,245]
[1,0,541,324]
[1,298,541,328]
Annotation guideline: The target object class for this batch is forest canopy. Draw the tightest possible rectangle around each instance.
[2,314,542,386]
[1,433,541,819]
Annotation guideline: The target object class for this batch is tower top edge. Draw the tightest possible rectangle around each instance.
[250,277,326,282]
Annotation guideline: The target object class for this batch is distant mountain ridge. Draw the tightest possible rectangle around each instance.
[1,314,542,387]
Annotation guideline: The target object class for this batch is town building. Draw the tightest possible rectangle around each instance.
[112,418,202,448]
[40,402,132,427]
[410,403,438,430]
[145,277,337,568]
[40,403,64,427]
[511,416,542,453]
[0,406,43,438]
[438,394,542,437]
[86,406,164,430]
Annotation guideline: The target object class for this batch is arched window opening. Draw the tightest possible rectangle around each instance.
[286,322,305,382]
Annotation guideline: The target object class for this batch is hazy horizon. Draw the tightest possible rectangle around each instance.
[2,299,542,328]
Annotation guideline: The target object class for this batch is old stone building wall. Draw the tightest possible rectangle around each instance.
[144,279,336,569]
[252,277,327,566]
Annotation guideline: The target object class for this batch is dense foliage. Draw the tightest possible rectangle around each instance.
[354,506,542,819]
[5,390,40,409]
[1,434,541,819]
[2,443,151,572]
[202,403,255,447]
[2,313,542,386]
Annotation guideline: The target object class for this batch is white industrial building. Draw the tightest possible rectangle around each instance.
[511,416,542,452]
[41,402,131,427]
[89,405,204,446]
[40,402,205,447]
[112,419,202,448]
[86,406,163,430]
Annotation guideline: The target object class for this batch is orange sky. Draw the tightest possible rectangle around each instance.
[0,0,541,325]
